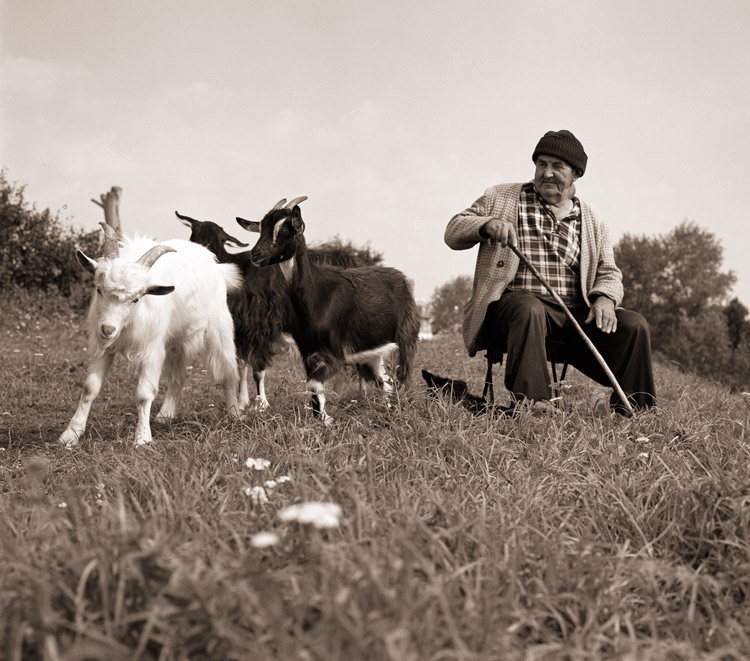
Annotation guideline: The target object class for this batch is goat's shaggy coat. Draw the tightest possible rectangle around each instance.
[175,211,291,410]
[59,225,242,447]
[176,210,382,409]
[239,199,420,423]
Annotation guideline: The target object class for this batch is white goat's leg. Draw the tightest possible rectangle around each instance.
[59,352,115,448]
[207,314,240,418]
[134,356,163,446]
[238,360,250,410]
[307,379,332,425]
[155,346,187,424]
[253,369,270,410]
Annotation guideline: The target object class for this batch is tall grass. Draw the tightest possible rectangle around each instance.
[1,294,749,660]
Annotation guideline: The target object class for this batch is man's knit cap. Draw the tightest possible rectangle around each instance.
[532,130,588,176]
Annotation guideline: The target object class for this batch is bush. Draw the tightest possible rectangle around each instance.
[0,169,97,301]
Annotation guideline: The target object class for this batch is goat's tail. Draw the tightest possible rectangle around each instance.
[219,263,243,294]
[396,296,421,384]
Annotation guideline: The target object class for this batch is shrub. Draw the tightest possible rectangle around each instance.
[0,169,97,301]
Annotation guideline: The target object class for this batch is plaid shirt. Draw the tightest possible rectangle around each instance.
[507,182,582,304]
[445,183,623,356]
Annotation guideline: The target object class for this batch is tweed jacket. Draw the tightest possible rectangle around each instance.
[445,183,623,356]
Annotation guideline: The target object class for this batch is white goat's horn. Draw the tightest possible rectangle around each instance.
[99,222,120,259]
[271,198,287,210]
[136,245,176,268]
[285,196,308,208]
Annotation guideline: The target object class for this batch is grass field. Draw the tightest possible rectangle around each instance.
[2,293,750,660]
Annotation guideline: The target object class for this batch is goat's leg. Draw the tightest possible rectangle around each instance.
[253,368,270,410]
[155,346,187,423]
[205,315,240,417]
[307,378,332,426]
[305,352,337,424]
[238,360,251,410]
[59,351,115,448]
[134,354,164,446]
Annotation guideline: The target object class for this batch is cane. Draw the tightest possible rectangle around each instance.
[507,243,635,415]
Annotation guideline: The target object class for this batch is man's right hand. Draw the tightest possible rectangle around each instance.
[480,218,517,247]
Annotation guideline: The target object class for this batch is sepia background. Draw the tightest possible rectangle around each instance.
[2,0,748,304]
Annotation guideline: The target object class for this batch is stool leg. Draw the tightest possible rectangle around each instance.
[483,357,494,405]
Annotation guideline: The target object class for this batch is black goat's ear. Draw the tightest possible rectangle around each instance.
[76,250,97,276]
[174,211,196,228]
[291,206,305,234]
[145,285,175,296]
[236,217,260,233]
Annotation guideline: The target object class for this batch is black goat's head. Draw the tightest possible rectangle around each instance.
[175,211,248,255]
[237,197,307,267]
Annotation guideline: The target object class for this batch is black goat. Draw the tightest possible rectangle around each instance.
[175,210,292,410]
[237,197,420,423]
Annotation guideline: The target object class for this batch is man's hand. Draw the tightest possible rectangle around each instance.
[585,296,617,334]
[480,218,517,247]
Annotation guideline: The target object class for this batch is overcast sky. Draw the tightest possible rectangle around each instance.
[2,0,749,307]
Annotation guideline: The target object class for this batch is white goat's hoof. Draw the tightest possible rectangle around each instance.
[154,413,174,425]
[134,435,152,446]
[322,414,334,426]
[59,429,81,448]
[254,396,270,411]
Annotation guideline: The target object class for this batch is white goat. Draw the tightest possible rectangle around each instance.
[59,223,242,447]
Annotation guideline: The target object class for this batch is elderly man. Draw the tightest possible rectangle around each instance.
[445,130,655,414]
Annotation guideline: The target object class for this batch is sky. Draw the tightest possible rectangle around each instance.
[1,0,749,307]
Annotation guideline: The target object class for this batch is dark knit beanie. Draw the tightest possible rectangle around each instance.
[532,130,588,176]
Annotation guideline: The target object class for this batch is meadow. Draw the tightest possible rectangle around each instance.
[1,291,750,661]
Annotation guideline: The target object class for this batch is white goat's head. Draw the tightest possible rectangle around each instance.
[76,223,176,345]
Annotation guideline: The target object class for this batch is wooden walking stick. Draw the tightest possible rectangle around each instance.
[508,243,635,415]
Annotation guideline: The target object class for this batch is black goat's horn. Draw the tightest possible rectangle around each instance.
[285,196,308,208]
[136,245,176,268]
[271,198,287,210]
[99,222,120,259]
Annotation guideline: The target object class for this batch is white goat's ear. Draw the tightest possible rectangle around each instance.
[236,217,260,233]
[145,285,175,296]
[76,250,97,276]
[291,206,305,234]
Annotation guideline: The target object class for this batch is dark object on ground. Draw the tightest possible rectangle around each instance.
[421,369,515,416]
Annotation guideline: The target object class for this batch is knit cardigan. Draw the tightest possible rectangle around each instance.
[445,183,623,356]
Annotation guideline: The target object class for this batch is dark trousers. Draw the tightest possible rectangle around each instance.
[481,290,656,412]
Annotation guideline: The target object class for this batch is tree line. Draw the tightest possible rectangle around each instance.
[429,220,750,389]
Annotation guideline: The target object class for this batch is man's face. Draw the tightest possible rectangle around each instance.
[533,154,578,203]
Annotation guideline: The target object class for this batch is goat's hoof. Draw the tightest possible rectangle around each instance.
[154,413,174,425]
[134,435,152,446]
[253,396,270,411]
[58,429,81,448]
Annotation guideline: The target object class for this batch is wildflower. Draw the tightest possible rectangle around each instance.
[638,452,649,460]
[251,531,279,548]
[58,502,67,509]
[276,476,292,484]
[244,485,269,505]
[279,502,342,529]
[264,479,277,490]
[245,457,271,471]
[635,436,650,444]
